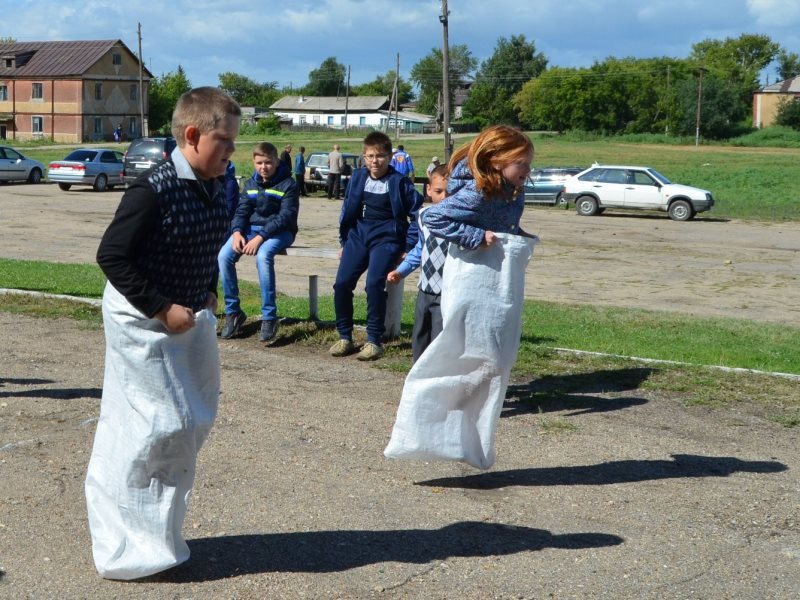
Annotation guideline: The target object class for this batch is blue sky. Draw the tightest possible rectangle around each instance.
[8,0,800,89]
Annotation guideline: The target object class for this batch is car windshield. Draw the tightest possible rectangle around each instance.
[647,169,671,185]
[64,150,97,162]
[308,155,328,167]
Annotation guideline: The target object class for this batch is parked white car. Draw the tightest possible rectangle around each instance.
[563,164,715,221]
[0,146,45,184]
[47,148,124,192]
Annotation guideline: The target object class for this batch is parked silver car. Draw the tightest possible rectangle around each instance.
[0,146,45,184]
[48,148,124,192]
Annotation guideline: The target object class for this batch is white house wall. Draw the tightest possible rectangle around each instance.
[274,111,385,128]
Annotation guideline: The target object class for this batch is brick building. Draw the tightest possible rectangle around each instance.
[0,39,152,143]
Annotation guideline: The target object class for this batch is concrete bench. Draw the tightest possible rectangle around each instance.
[277,247,405,338]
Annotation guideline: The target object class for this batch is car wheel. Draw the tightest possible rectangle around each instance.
[57,183,71,191]
[576,196,599,216]
[668,200,692,221]
[27,168,43,184]
[93,174,108,192]
[556,192,569,208]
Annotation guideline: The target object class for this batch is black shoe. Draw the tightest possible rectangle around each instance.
[259,319,279,342]
[221,311,246,339]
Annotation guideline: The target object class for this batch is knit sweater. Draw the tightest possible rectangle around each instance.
[96,148,230,317]
[422,159,525,250]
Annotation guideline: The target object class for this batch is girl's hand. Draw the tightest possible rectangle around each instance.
[483,230,498,246]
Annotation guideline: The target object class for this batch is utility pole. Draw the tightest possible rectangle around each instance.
[137,22,146,137]
[344,65,350,133]
[440,0,451,162]
[394,53,400,140]
[695,66,705,147]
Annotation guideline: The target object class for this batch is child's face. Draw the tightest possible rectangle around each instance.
[185,114,240,180]
[501,149,533,188]
[426,173,447,203]
[363,145,391,179]
[253,153,278,181]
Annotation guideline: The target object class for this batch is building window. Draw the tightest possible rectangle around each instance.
[130,84,137,101]
[359,116,366,126]
[94,117,103,134]
[32,116,43,134]
[94,82,103,100]
[0,85,7,101]
[32,82,43,100]
[313,115,320,125]
[299,115,306,125]
[340,116,346,126]
[4,58,12,68]
[327,116,334,125]
[112,53,122,65]
[128,117,137,137]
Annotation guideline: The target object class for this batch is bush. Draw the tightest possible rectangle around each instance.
[775,97,800,130]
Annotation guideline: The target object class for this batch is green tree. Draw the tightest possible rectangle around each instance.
[410,44,477,115]
[775,97,800,129]
[0,36,16,43]
[351,70,413,104]
[776,49,800,81]
[218,72,279,107]
[148,65,192,133]
[673,72,740,139]
[690,34,779,121]
[461,34,547,127]
[304,57,346,96]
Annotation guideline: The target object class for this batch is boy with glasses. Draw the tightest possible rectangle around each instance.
[330,132,423,360]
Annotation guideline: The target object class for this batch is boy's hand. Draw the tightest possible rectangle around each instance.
[231,231,246,253]
[386,270,403,284]
[483,230,498,246]
[156,303,196,333]
[242,234,264,256]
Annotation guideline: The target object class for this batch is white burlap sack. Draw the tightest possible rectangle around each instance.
[85,283,220,580]
[384,232,536,469]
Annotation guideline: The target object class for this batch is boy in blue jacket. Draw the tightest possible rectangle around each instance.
[331,131,423,360]
[218,142,299,342]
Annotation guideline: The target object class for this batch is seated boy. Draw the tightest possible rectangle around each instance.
[331,132,423,360]
[87,87,240,579]
[387,164,449,363]
[218,142,299,342]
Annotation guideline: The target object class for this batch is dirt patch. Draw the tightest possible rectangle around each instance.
[1,183,800,598]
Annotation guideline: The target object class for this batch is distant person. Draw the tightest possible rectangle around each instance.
[294,145,307,196]
[390,144,415,181]
[113,124,122,143]
[280,144,292,170]
[218,142,299,343]
[327,144,344,199]
[330,131,424,361]
[425,156,440,177]
[224,160,239,220]
[386,163,449,363]
[87,86,241,580]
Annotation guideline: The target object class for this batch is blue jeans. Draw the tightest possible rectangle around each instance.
[218,229,294,320]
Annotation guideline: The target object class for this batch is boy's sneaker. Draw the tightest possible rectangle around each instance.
[221,311,247,339]
[259,319,279,342]
[329,339,356,357]
[357,342,384,361]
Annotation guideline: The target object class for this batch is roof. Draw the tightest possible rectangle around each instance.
[0,39,152,78]
[377,109,434,123]
[759,75,800,93]
[270,95,389,112]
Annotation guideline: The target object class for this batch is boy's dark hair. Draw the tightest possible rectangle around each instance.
[253,142,278,158]
[363,131,392,154]
[430,164,448,179]
[397,144,404,151]
[299,146,305,153]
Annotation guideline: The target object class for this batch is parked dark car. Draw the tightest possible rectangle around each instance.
[304,151,361,196]
[122,137,177,185]
[523,167,583,206]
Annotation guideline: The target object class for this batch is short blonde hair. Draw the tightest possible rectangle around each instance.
[171,86,241,146]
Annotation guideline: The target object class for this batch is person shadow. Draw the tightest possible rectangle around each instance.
[145,521,623,582]
[502,367,653,417]
[415,454,788,490]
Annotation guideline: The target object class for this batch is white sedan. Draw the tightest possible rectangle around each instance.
[0,146,45,184]
[48,148,124,192]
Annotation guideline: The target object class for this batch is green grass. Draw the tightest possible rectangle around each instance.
[12,129,800,221]
[2,257,799,425]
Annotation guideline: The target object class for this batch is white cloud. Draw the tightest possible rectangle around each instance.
[746,0,800,27]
